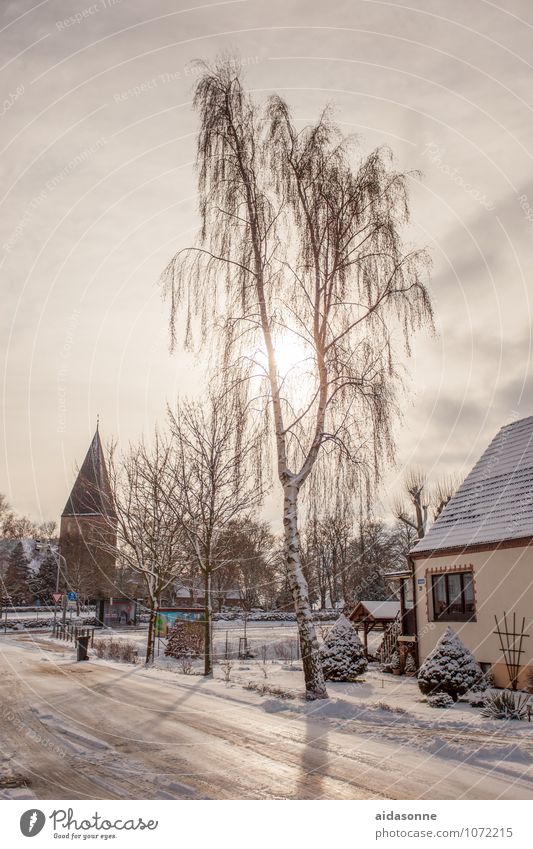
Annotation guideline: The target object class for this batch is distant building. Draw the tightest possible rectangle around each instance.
[409,416,533,688]
[173,581,241,610]
[59,426,117,601]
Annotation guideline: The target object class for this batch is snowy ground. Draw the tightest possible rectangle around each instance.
[93,620,382,662]
[0,630,531,800]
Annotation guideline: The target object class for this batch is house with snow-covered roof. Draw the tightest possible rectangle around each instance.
[173,581,242,610]
[409,415,533,689]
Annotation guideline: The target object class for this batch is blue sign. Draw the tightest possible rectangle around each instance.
[67,591,77,601]
[155,608,203,637]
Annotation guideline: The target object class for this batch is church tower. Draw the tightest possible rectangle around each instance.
[59,425,117,601]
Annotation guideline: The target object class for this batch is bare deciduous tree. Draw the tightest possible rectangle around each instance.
[304,510,352,609]
[393,468,459,540]
[167,387,264,676]
[432,475,458,520]
[105,434,186,665]
[215,516,276,611]
[392,467,429,539]
[162,59,433,698]
[0,493,56,541]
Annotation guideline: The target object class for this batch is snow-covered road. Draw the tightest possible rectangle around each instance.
[0,635,531,800]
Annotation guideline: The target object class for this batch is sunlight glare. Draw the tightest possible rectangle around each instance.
[273,334,311,380]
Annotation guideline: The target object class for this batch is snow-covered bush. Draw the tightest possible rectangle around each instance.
[245,681,296,699]
[467,669,494,705]
[427,692,455,709]
[272,638,298,664]
[165,621,203,659]
[404,653,417,675]
[372,701,406,714]
[470,668,494,693]
[179,654,194,674]
[481,690,530,720]
[23,618,52,629]
[320,614,367,681]
[213,609,339,623]
[417,626,482,701]
[390,650,400,672]
[93,637,137,664]
[220,659,233,683]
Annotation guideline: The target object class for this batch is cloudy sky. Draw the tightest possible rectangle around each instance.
[1,0,532,526]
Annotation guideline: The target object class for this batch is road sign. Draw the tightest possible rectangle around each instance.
[67,591,77,601]
[52,592,63,604]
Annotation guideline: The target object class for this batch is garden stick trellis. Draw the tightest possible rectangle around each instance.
[493,612,529,691]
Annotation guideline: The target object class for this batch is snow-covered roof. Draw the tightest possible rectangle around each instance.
[412,416,533,554]
[356,600,400,619]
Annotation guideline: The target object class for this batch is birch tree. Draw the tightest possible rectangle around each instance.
[162,59,433,698]
[167,387,264,676]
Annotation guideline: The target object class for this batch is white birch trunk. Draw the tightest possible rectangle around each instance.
[283,482,327,699]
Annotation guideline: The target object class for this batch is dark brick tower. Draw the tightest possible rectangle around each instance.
[59,425,117,601]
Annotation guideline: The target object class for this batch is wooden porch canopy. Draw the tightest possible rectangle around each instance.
[348,600,401,657]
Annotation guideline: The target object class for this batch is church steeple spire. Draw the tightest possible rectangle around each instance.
[62,427,115,518]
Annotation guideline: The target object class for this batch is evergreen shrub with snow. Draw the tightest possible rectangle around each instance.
[404,653,417,674]
[417,626,482,701]
[427,692,455,709]
[165,621,203,659]
[390,650,400,671]
[470,668,494,692]
[468,669,494,705]
[320,614,368,681]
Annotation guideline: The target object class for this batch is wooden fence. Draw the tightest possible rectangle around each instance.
[52,622,95,647]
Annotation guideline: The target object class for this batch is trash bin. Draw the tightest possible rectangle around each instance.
[76,635,90,662]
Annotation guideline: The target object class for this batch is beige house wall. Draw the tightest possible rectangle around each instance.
[412,543,533,689]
